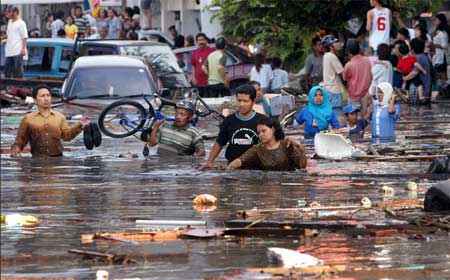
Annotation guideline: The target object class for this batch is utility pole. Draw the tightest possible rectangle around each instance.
[121,0,126,12]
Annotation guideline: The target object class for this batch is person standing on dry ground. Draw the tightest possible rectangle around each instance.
[2,5,28,78]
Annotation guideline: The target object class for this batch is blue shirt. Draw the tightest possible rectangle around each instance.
[371,102,400,139]
[295,107,340,139]
[348,119,369,136]
[107,17,121,39]
[346,119,369,142]
[271,68,289,91]
[413,54,432,96]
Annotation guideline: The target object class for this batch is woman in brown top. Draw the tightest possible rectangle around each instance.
[227,118,307,171]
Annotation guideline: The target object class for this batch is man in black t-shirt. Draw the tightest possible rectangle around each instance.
[199,85,266,170]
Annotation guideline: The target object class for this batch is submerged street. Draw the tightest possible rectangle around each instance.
[1,102,449,279]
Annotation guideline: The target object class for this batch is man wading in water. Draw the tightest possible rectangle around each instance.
[199,84,305,170]
[11,85,90,157]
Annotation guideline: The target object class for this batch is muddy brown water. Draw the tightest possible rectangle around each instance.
[1,103,450,279]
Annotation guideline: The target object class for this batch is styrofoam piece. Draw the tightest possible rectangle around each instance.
[267,247,323,268]
[314,133,359,160]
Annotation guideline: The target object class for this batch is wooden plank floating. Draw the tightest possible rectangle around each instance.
[68,249,189,265]
[376,199,423,209]
[223,227,306,237]
[238,200,423,218]
[225,219,409,231]
[81,231,183,244]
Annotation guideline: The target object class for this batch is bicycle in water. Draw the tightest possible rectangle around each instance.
[98,88,224,155]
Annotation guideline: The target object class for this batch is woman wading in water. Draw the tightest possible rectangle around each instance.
[227,118,307,171]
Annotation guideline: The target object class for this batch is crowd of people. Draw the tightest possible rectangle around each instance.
[293,0,449,143]
[43,5,141,40]
[4,0,450,173]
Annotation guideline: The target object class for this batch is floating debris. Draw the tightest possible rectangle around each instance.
[193,194,217,205]
[267,247,322,268]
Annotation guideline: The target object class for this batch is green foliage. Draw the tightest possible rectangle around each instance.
[211,0,444,72]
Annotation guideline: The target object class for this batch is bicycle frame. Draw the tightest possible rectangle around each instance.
[103,87,223,140]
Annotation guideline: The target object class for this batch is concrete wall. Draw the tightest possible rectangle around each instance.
[159,0,222,40]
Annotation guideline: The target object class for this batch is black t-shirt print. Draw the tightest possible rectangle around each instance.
[216,112,266,162]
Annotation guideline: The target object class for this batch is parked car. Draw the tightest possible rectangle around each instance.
[60,55,158,118]
[1,38,75,79]
[173,44,254,89]
[137,30,175,48]
[78,40,189,90]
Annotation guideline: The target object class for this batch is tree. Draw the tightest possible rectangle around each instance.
[211,0,443,71]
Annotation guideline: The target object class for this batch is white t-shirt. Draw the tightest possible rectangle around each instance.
[323,52,344,94]
[5,18,28,57]
[370,60,393,95]
[369,7,391,50]
[250,64,273,89]
[51,19,65,38]
[408,28,432,41]
[432,30,449,66]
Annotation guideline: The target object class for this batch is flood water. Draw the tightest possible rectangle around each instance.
[1,103,450,279]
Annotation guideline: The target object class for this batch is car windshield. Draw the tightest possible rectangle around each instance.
[119,45,183,75]
[68,67,156,99]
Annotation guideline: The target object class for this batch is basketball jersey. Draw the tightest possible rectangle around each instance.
[369,7,391,50]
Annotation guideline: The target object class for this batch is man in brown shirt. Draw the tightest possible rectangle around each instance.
[11,85,90,157]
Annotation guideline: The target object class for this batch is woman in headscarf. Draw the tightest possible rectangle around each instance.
[292,86,340,139]
[370,82,400,140]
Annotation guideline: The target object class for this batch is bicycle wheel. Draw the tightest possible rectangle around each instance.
[98,100,147,138]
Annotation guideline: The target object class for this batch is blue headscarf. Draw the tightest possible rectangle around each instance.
[307,86,333,131]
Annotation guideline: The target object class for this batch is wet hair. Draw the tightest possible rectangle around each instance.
[257,117,285,141]
[133,6,140,15]
[377,43,391,61]
[398,28,410,40]
[169,25,176,31]
[398,42,410,56]
[410,38,425,54]
[255,53,265,73]
[272,56,282,68]
[311,36,321,45]
[195,32,207,41]
[235,84,257,100]
[32,84,52,98]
